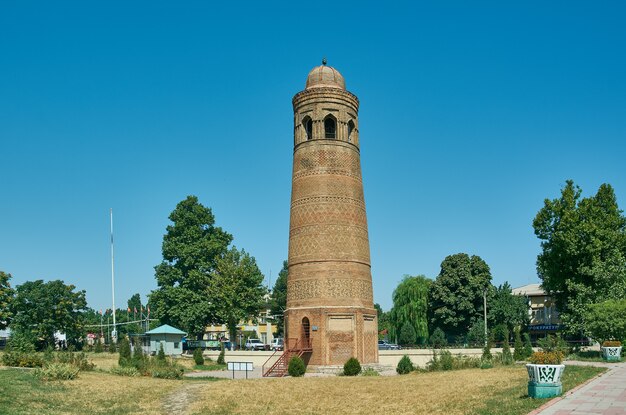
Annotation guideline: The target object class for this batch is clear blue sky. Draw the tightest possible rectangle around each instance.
[1,1,625,312]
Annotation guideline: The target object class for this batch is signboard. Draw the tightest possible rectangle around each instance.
[227,361,254,379]
[227,362,253,371]
[529,324,561,331]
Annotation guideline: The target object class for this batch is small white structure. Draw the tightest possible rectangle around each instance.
[145,324,186,356]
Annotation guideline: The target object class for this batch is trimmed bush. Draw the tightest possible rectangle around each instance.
[110,366,141,377]
[108,341,117,353]
[343,357,361,376]
[94,340,104,353]
[523,333,533,358]
[481,336,493,362]
[429,328,447,349]
[217,347,225,365]
[513,329,525,361]
[157,343,167,364]
[118,337,131,367]
[396,355,414,374]
[34,363,80,381]
[287,356,306,377]
[399,322,417,346]
[2,351,44,368]
[501,329,513,365]
[193,347,204,366]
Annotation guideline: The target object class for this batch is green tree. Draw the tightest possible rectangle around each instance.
[149,196,233,338]
[513,328,525,361]
[211,247,266,349]
[500,327,513,365]
[488,282,529,333]
[127,293,142,314]
[533,181,626,335]
[399,322,417,346]
[269,260,288,336]
[10,279,87,349]
[585,299,626,344]
[374,303,392,339]
[0,271,15,330]
[429,253,493,339]
[389,275,430,345]
[118,337,131,366]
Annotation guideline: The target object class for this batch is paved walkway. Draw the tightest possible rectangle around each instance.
[532,361,626,415]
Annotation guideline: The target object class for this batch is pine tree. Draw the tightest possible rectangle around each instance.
[513,328,525,361]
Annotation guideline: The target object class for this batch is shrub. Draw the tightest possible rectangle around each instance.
[33,363,80,381]
[94,340,104,353]
[513,329,525,361]
[343,357,361,376]
[2,351,44,368]
[501,329,513,366]
[151,365,184,379]
[108,341,117,353]
[429,328,447,349]
[118,337,131,367]
[467,320,487,347]
[439,350,454,370]
[6,332,36,354]
[193,347,204,366]
[529,351,563,365]
[110,366,141,377]
[398,322,416,346]
[287,356,306,377]
[217,346,225,365]
[602,340,622,347]
[361,367,379,376]
[537,334,569,356]
[523,333,534,358]
[481,336,493,362]
[396,355,414,374]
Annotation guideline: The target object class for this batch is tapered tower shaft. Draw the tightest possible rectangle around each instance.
[285,63,378,365]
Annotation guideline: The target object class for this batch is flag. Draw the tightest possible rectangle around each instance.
[127,307,131,313]
[134,307,137,314]
[147,305,150,313]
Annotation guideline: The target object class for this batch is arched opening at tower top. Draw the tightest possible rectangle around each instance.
[324,116,336,139]
[303,117,312,140]
[348,120,355,142]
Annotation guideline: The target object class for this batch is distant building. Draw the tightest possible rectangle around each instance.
[145,324,185,356]
[512,283,561,340]
[204,309,279,348]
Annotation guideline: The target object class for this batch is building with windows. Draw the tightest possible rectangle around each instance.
[512,283,561,340]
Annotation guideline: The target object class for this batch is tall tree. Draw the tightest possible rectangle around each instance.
[269,260,288,336]
[10,279,87,349]
[127,293,142,312]
[533,181,626,334]
[0,271,15,330]
[149,196,233,338]
[429,253,493,339]
[488,282,530,333]
[374,303,392,338]
[389,275,431,345]
[210,247,266,347]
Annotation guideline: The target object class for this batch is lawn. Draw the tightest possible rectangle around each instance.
[188,365,606,415]
[0,356,606,415]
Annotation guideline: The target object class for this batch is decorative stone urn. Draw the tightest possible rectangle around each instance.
[527,364,565,398]
[601,346,622,362]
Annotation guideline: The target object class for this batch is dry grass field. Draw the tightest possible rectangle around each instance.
[188,365,605,415]
[0,352,605,415]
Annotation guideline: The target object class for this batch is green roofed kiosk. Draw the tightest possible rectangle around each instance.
[145,324,186,356]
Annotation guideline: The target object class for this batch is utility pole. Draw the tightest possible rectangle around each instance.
[483,289,488,348]
[110,208,117,342]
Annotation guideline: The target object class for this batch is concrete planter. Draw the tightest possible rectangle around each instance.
[526,364,565,398]
[601,346,622,362]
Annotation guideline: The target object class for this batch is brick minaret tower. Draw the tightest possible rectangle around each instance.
[284,60,378,365]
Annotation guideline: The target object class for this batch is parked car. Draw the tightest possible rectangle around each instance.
[271,338,284,351]
[378,340,401,350]
[244,338,266,351]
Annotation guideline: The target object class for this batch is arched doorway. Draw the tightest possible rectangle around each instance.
[301,317,310,348]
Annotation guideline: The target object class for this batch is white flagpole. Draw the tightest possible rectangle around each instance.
[110,208,117,342]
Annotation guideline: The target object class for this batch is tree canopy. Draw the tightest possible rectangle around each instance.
[0,271,14,330]
[429,253,493,339]
[488,282,529,333]
[533,180,626,334]
[10,279,87,349]
[211,247,266,345]
[149,195,265,339]
[150,196,233,337]
[389,275,430,345]
[269,260,288,336]
[584,299,626,344]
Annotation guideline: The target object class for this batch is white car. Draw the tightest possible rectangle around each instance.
[245,338,266,351]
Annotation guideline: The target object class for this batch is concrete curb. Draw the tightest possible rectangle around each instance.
[526,365,611,415]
